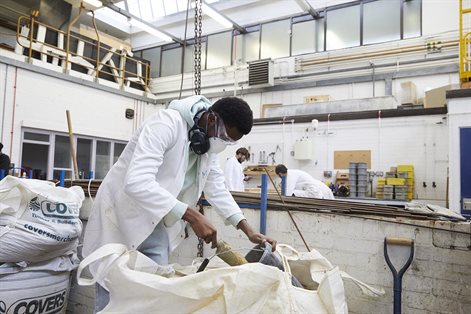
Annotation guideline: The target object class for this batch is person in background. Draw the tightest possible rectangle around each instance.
[0,143,10,178]
[275,164,334,199]
[224,147,251,192]
[83,95,276,312]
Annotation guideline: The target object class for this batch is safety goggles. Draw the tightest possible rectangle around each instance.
[215,115,237,145]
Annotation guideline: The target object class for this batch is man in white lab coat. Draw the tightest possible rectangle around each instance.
[224,147,250,191]
[275,164,334,199]
[83,95,276,312]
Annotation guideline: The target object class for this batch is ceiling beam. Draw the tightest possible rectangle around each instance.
[104,2,183,44]
[293,0,320,19]
[203,1,247,34]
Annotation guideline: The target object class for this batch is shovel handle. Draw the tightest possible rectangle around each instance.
[385,237,413,246]
[196,258,210,273]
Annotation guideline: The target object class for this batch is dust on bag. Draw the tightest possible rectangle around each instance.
[0,176,84,263]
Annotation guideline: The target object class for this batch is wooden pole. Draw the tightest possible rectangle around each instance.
[66,110,79,180]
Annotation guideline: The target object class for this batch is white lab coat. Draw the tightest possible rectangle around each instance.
[224,156,245,192]
[285,169,334,199]
[83,106,242,262]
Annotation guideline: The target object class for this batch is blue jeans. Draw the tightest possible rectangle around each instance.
[95,220,170,313]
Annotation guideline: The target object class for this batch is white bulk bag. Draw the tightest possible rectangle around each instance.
[0,176,84,263]
[0,255,79,314]
[77,243,384,313]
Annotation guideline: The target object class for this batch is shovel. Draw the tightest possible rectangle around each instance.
[384,237,414,314]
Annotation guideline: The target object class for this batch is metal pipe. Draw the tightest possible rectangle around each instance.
[299,40,459,68]
[59,170,65,187]
[1,64,8,142]
[253,107,447,126]
[281,175,286,196]
[9,67,17,159]
[89,11,101,81]
[263,168,311,251]
[66,5,84,73]
[28,15,34,62]
[260,174,267,235]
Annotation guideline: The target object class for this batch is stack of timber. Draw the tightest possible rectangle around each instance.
[63,179,102,197]
[64,180,464,222]
[230,192,465,222]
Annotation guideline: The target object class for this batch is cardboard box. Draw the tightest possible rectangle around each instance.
[401,81,418,105]
[424,84,459,108]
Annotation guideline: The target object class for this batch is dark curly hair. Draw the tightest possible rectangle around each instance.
[210,97,253,135]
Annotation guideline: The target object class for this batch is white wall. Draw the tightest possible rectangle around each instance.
[422,0,459,35]
[219,114,449,203]
[0,60,163,167]
[448,96,471,213]
[168,207,471,314]
[68,204,471,314]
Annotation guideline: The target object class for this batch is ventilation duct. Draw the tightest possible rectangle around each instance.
[248,59,274,87]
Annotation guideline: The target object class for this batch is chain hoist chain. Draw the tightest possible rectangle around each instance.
[194,0,202,95]
[197,203,205,257]
[194,0,204,257]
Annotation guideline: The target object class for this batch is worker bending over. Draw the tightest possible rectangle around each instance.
[83,95,276,312]
[275,164,334,199]
[224,147,250,192]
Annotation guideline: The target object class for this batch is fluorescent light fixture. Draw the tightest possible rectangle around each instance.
[82,0,103,9]
[192,2,233,28]
[129,18,173,42]
[203,4,232,28]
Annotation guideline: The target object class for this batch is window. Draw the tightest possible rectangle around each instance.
[96,141,111,179]
[20,129,126,180]
[363,0,400,45]
[21,131,50,180]
[77,138,92,179]
[141,0,421,77]
[234,31,260,63]
[54,135,71,169]
[403,0,421,39]
[183,43,207,73]
[161,47,182,76]
[261,19,290,59]
[292,19,325,55]
[326,5,360,50]
[24,132,49,142]
[207,32,232,69]
[114,143,126,163]
[142,47,161,77]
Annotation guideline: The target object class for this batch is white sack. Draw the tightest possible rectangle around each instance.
[0,176,84,263]
[77,243,384,313]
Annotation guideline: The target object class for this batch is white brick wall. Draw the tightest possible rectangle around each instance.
[69,207,470,313]
[170,207,471,314]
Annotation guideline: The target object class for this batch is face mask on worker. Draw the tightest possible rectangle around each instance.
[207,114,236,154]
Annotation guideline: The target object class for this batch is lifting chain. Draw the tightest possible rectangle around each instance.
[194,0,202,95]
[194,0,204,257]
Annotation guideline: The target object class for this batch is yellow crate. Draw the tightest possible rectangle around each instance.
[397,165,414,172]
[386,178,406,185]
[377,178,386,184]
[407,178,414,184]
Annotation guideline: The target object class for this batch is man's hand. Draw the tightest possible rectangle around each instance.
[182,207,217,248]
[237,219,277,251]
